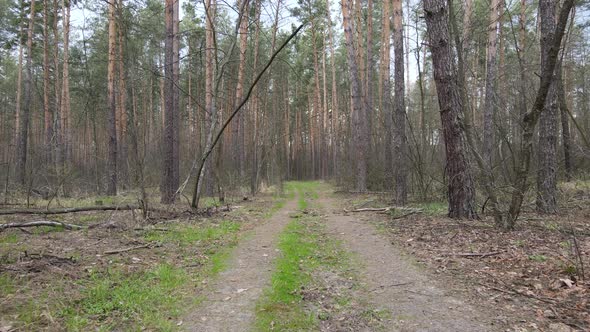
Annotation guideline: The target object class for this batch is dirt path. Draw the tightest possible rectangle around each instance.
[183,199,297,332]
[319,195,499,332]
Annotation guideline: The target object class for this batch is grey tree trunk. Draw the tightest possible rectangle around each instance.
[536,0,558,214]
[423,0,477,219]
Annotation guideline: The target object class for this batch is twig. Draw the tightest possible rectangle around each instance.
[444,251,501,258]
[103,243,157,255]
[0,220,84,231]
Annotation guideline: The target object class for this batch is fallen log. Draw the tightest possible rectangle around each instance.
[0,220,84,231]
[0,205,139,215]
[344,206,423,214]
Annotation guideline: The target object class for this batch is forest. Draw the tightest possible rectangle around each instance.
[0,0,589,330]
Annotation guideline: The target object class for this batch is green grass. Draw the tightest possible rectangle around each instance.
[61,264,188,331]
[284,181,321,210]
[263,199,286,218]
[254,219,318,331]
[0,273,15,297]
[528,254,548,262]
[0,232,19,244]
[411,201,448,216]
[144,220,240,247]
[255,184,356,331]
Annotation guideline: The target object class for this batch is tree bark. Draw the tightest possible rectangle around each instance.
[61,0,71,170]
[558,73,573,181]
[380,0,393,188]
[393,0,408,204]
[423,0,477,219]
[16,0,36,185]
[43,0,52,163]
[161,0,179,203]
[326,0,339,179]
[117,1,128,187]
[342,0,367,192]
[366,0,373,152]
[536,0,558,214]
[483,0,499,165]
[234,0,249,179]
[106,0,118,196]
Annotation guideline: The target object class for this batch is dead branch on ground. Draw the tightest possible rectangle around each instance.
[0,220,84,231]
[344,206,423,214]
[0,205,139,215]
[103,242,159,255]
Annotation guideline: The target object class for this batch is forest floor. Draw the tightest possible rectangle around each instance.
[1,181,588,331]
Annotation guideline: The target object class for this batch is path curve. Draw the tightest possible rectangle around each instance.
[183,199,297,332]
[319,195,499,332]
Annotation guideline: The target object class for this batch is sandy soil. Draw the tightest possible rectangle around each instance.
[184,190,506,331]
[318,195,500,332]
[183,199,298,332]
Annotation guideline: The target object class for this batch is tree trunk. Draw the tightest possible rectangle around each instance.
[117,1,128,187]
[61,0,71,170]
[482,0,499,165]
[558,67,573,181]
[366,0,373,152]
[52,0,62,171]
[234,0,249,180]
[507,0,574,226]
[161,0,179,203]
[381,0,393,188]
[536,0,558,214]
[16,0,36,186]
[423,0,477,219]
[326,0,339,179]
[14,4,24,159]
[393,0,408,204]
[106,0,118,196]
[461,0,473,130]
[342,0,367,192]
[43,0,52,163]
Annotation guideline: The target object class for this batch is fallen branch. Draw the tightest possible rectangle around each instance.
[0,220,84,231]
[103,243,157,255]
[444,251,501,258]
[345,206,423,214]
[335,191,391,195]
[0,205,139,215]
